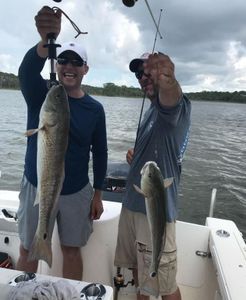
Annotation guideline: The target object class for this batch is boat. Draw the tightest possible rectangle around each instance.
[0,163,245,300]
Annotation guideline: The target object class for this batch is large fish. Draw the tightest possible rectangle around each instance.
[134,161,173,277]
[26,84,70,267]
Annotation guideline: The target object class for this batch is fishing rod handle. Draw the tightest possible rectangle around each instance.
[44,32,61,60]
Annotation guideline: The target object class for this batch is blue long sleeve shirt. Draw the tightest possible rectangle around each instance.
[18,45,108,195]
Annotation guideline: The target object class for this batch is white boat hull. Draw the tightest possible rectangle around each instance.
[0,190,246,300]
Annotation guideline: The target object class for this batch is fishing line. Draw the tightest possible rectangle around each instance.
[144,0,163,39]
[52,7,88,38]
[152,9,163,53]
[133,8,163,152]
[114,4,163,299]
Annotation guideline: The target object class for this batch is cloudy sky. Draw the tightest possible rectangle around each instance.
[1,0,246,92]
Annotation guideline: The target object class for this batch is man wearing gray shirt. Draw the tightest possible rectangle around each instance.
[114,52,191,300]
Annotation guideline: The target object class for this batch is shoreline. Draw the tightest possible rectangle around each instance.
[0,87,246,104]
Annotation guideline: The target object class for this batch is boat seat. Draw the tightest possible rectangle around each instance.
[176,221,211,288]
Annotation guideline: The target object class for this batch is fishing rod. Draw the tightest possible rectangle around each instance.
[113,5,163,300]
[133,8,163,151]
[45,6,88,88]
[144,0,163,40]
[122,0,163,150]
[44,33,60,87]
[122,0,163,39]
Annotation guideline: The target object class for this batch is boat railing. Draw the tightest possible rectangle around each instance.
[208,188,217,218]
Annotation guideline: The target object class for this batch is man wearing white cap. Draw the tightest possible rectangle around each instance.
[16,6,108,280]
[114,52,191,300]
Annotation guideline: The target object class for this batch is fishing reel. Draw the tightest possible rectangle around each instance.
[113,267,134,299]
[122,0,138,7]
[53,0,138,7]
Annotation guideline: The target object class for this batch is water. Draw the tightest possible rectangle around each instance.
[0,90,246,237]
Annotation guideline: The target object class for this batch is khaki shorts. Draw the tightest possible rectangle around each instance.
[114,206,178,297]
[17,176,94,250]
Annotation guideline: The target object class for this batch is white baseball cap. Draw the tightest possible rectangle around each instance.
[57,42,88,63]
[129,52,151,72]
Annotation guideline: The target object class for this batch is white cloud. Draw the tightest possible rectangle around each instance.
[1,0,246,91]
[0,54,12,74]
[228,41,246,71]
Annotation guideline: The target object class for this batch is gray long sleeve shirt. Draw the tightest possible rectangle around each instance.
[122,95,191,222]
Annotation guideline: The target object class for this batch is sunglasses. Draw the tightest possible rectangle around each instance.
[135,70,149,80]
[57,57,85,67]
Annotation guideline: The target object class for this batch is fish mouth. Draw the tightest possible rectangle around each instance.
[141,161,159,175]
[140,163,148,175]
[151,161,159,169]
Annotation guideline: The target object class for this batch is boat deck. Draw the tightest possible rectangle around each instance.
[0,191,246,300]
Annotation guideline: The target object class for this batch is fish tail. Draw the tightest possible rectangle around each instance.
[149,230,167,278]
[28,233,52,268]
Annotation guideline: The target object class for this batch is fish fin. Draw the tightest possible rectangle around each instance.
[163,177,174,188]
[28,232,52,268]
[24,123,48,137]
[25,128,40,137]
[133,184,146,196]
[33,192,39,206]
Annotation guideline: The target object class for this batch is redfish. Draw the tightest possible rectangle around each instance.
[26,84,70,267]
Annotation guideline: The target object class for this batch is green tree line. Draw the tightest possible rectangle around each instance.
[0,72,20,89]
[186,91,246,104]
[1,71,246,103]
[83,82,143,97]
